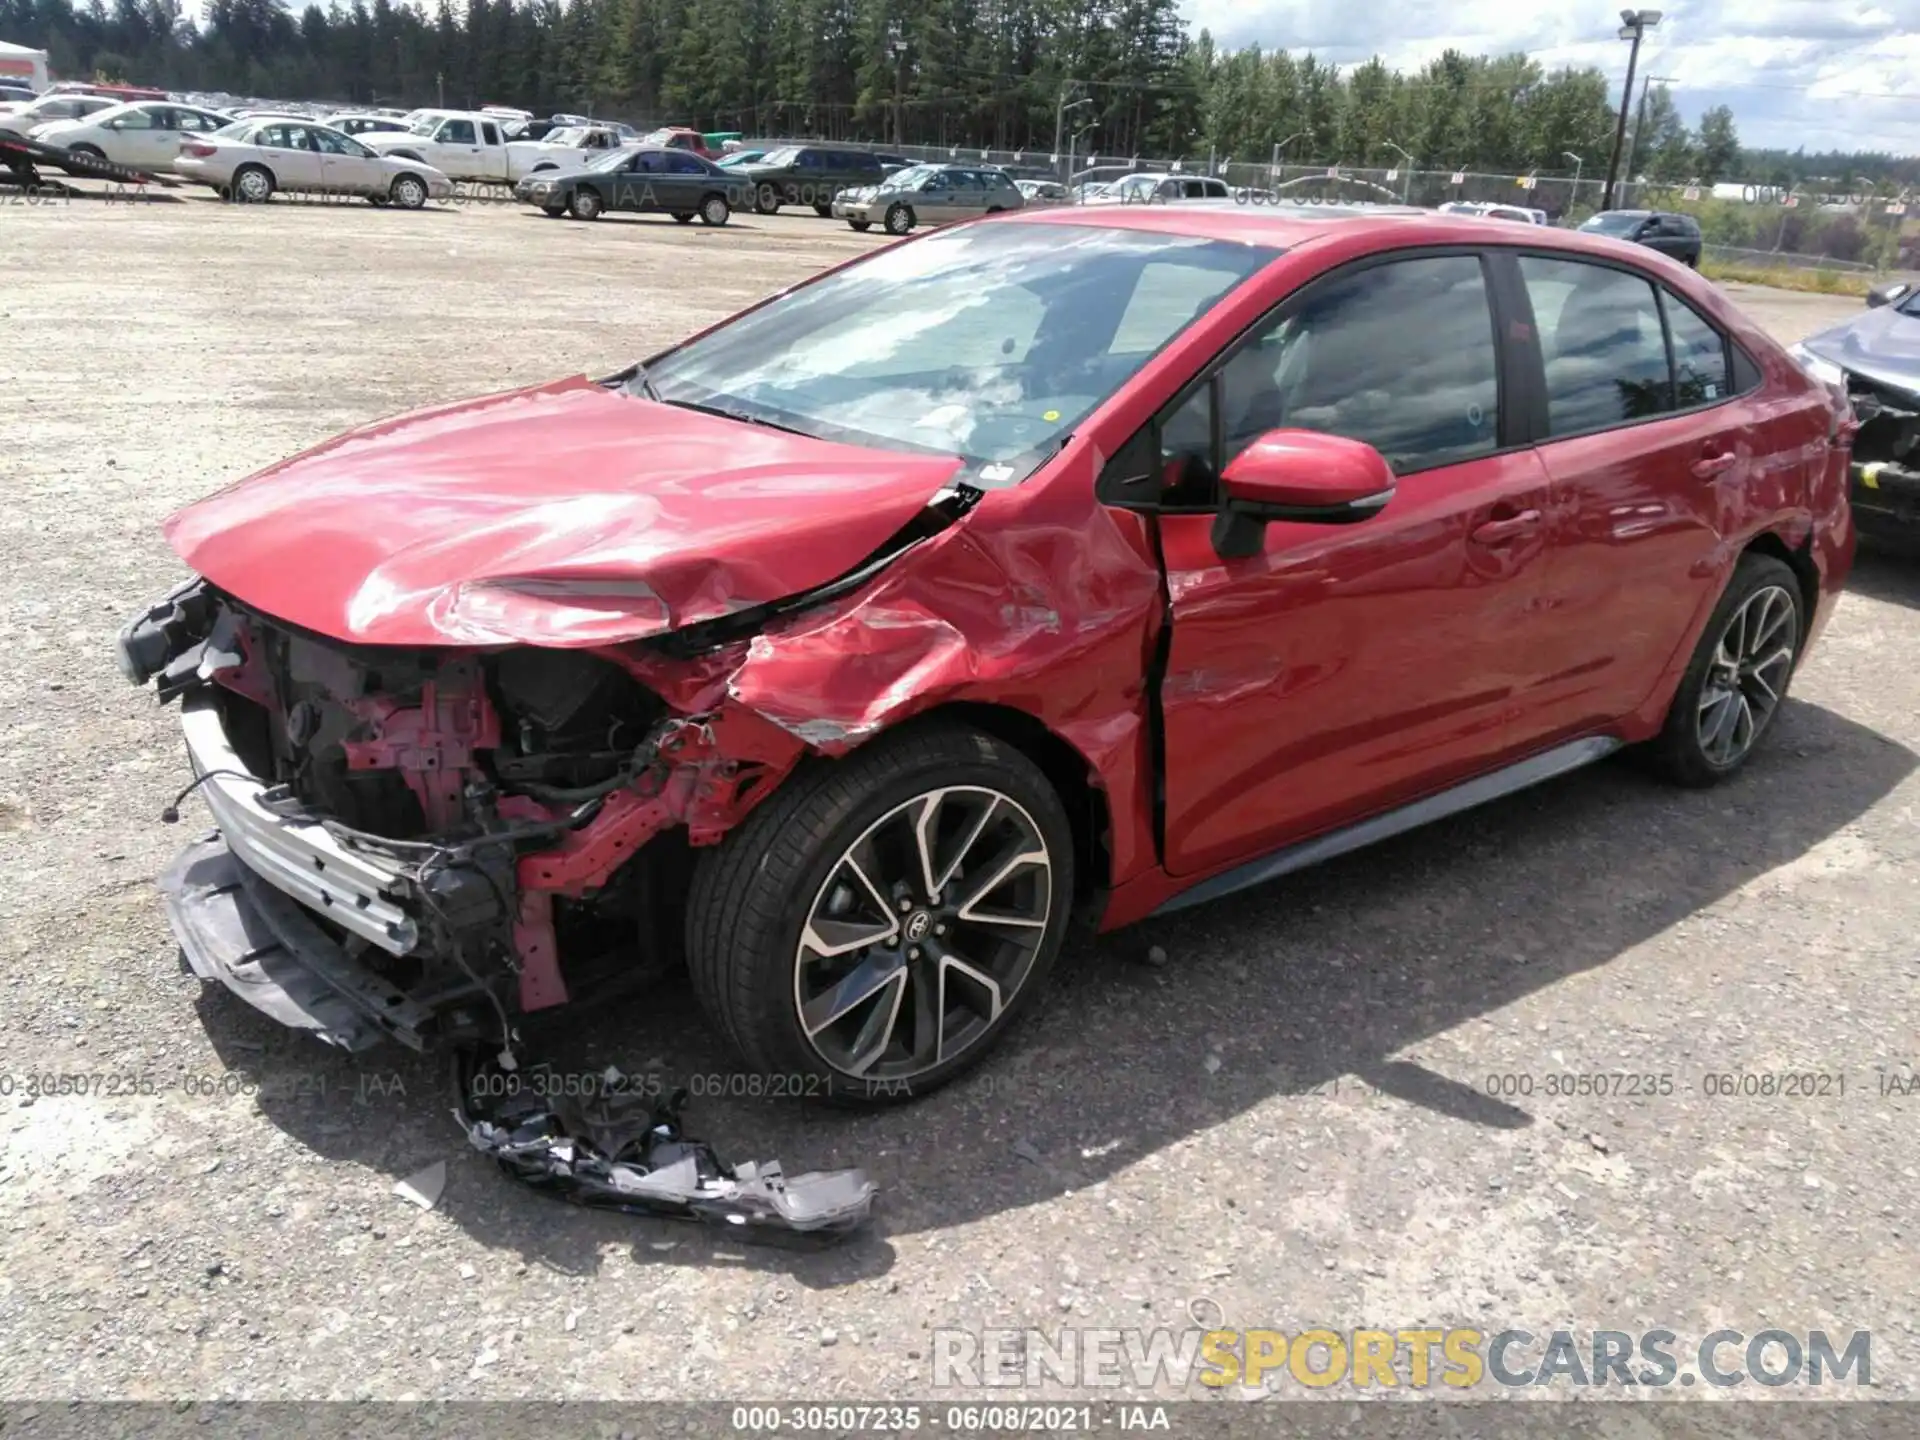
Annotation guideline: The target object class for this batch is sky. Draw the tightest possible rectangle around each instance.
[1181,0,1920,156]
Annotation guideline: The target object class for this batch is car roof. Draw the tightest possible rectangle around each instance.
[998,204,1697,262]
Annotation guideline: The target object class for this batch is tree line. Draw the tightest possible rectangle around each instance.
[0,0,1787,181]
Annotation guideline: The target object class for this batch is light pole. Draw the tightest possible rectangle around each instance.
[1054,91,1091,180]
[1563,150,1585,213]
[1383,140,1414,203]
[1269,130,1305,185]
[1602,9,1662,210]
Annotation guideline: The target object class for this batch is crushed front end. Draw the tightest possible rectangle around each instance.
[118,577,806,1053]
[1847,371,1920,543]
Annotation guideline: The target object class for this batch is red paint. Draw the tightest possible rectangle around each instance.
[171,207,1853,967]
[165,376,962,647]
[341,660,500,831]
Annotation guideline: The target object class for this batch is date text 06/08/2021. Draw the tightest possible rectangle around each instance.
[729,1404,1171,1432]
[1,1070,407,1103]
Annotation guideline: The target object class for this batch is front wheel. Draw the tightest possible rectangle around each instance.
[755,182,781,214]
[1647,553,1803,786]
[388,173,428,210]
[66,143,106,162]
[685,724,1074,1104]
[568,187,602,221]
[883,202,914,235]
[231,164,274,203]
[813,201,833,216]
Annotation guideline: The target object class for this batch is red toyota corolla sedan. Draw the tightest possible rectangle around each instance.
[120,205,1854,1102]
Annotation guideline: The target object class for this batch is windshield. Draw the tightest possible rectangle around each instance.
[717,151,759,167]
[757,146,799,166]
[886,164,938,189]
[1580,212,1644,235]
[586,148,634,172]
[640,222,1278,472]
[544,126,585,146]
[407,115,441,136]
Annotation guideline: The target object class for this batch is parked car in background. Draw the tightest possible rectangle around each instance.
[0,90,117,138]
[733,144,892,215]
[1578,209,1703,266]
[359,110,628,184]
[1791,278,1920,545]
[30,99,234,174]
[1439,200,1548,225]
[120,207,1851,1099]
[0,84,38,106]
[1087,171,1231,204]
[173,118,451,207]
[513,144,745,224]
[716,149,763,169]
[327,113,411,137]
[641,126,719,159]
[833,163,1025,234]
[1015,178,1069,205]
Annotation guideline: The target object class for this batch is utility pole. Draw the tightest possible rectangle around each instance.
[1620,73,1678,199]
[1603,10,1662,210]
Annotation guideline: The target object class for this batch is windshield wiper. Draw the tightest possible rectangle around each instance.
[660,398,814,438]
[622,365,662,402]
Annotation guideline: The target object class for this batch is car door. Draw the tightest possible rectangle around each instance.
[1511,252,1777,730]
[434,117,479,177]
[1124,250,1560,876]
[476,119,507,179]
[662,150,714,209]
[605,150,660,211]
[101,105,171,168]
[313,126,381,193]
[255,124,324,190]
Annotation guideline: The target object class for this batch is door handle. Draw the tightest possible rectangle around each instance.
[1692,449,1738,479]
[1470,509,1542,545]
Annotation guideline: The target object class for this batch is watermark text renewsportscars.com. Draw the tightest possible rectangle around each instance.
[932,1326,1872,1391]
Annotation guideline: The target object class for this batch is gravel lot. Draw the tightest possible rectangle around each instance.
[1,191,1915,1405]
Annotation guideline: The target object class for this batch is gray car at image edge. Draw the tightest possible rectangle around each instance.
[832,163,1026,235]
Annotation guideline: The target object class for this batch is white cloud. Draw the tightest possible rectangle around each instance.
[1180,0,1920,154]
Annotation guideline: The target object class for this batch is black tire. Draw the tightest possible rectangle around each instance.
[813,201,832,216]
[671,211,694,224]
[1647,553,1803,787]
[685,722,1075,1105]
[698,193,730,226]
[388,173,428,210]
[754,182,780,215]
[67,143,106,161]
[541,202,567,218]
[231,163,274,204]
[568,186,602,221]
[848,219,871,232]
[883,202,914,235]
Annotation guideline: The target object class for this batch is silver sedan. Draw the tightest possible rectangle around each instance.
[174,119,454,207]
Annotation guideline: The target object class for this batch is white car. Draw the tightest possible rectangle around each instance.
[360,110,633,183]
[326,113,410,137]
[1082,172,1231,205]
[1438,200,1548,225]
[173,118,453,207]
[0,90,118,138]
[30,100,234,173]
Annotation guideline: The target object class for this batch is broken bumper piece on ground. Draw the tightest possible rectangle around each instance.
[457,1065,877,1236]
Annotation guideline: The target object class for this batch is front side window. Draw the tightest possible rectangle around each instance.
[641,223,1278,472]
[1522,256,1672,434]
[111,107,156,130]
[439,120,476,145]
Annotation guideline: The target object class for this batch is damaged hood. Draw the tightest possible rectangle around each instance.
[165,376,963,647]
[1802,305,1920,394]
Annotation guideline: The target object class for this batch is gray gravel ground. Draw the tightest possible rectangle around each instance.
[0,191,1915,1404]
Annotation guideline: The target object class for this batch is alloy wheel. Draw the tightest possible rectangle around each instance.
[1696,583,1797,768]
[235,168,271,202]
[793,786,1053,1082]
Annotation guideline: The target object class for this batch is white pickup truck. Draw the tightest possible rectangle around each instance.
[358,110,631,184]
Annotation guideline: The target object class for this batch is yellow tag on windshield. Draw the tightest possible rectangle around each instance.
[1043,409,1061,422]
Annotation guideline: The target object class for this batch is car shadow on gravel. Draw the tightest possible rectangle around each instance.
[189,696,1913,1281]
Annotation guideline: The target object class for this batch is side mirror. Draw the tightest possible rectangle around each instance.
[1866,280,1911,310]
[1212,430,1396,559]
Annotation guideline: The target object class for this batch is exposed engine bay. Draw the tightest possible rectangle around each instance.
[123,576,813,1053]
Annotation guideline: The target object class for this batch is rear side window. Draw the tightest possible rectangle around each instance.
[1662,293,1731,406]
[1521,256,1672,435]
[480,122,500,145]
